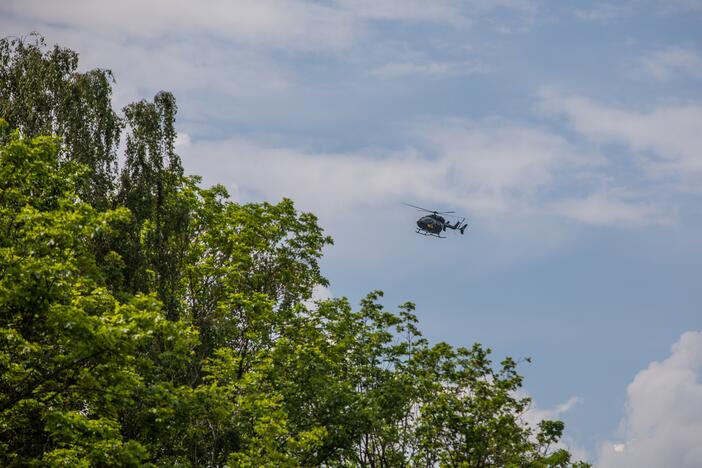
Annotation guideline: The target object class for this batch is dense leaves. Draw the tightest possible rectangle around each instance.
[0,36,589,466]
[0,33,120,210]
[0,125,196,465]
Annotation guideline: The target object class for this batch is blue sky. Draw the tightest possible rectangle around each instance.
[3,1,702,464]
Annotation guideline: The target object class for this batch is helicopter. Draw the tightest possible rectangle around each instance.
[404,203,468,238]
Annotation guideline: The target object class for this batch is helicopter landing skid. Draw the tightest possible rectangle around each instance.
[416,229,446,238]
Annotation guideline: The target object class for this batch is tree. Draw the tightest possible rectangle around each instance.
[0,36,590,466]
[261,292,586,467]
[117,91,189,319]
[0,33,120,210]
[0,123,196,465]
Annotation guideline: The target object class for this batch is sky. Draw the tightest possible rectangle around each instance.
[2,0,702,464]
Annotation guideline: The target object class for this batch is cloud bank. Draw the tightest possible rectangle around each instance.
[179,110,677,228]
[599,331,702,468]
[539,92,702,193]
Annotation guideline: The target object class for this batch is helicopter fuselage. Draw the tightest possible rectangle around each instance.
[416,214,446,234]
[405,203,468,238]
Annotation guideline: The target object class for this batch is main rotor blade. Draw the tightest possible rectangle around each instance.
[404,203,458,214]
[403,202,434,213]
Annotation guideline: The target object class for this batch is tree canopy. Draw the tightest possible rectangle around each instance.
[0,34,589,467]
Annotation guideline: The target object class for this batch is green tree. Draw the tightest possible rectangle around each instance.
[182,187,332,378]
[117,91,189,319]
[0,35,591,466]
[0,33,120,210]
[263,292,585,467]
[0,123,196,466]
[0,123,588,466]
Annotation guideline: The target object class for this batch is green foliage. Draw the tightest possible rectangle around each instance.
[0,129,196,465]
[0,36,590,467]
[0,33,121,210]
[117,90,188,318]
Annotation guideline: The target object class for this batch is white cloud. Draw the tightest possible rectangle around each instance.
[179,138,448,217]
[175,132,191,148]
[3,4,690,232]
[654,0,702,13]
[554,189,671,226]
[338,0,539,27]
[641,47,702,81]
[311,285,333,302]
[2,0,358,52]
[521,395,590,463]
[3,0,533,52]
[0,0,553,145]
[538,92,702,191]
[0,0,536,130]
[523,395,583,426]
[177,115,677,231]
[365,40,490,79]
[370,58,488,77]
[1,0,543,55]
[574,3,627,21]
[598,331,702,468]
[303,285,333,310]
[0,18,295,114]
[334,0,468,26]
[417,121,590,200]
[178,120,592,220]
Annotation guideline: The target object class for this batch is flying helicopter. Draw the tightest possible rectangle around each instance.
[404,203,468,238]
